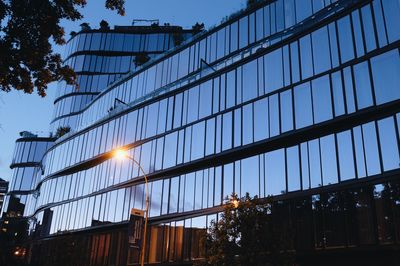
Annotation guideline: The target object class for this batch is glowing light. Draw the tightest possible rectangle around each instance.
[114,149,129,160]
[231,199,239,209]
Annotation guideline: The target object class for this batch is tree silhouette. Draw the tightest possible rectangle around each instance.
[197,193,295,266]
[0,0,125,97]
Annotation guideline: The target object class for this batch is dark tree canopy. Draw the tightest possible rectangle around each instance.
[197,193,295,266]
[0,0,125,97]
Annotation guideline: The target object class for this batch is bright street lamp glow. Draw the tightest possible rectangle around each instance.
[114,149,129,160]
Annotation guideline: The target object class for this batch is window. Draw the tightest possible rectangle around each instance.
[299,35,313,79]
[191,122,205,161]
[199,80,212,119]
[331,71,345,117]
[254,98,269,141]
[294,82,313,129]
[371,50,400,104]
[265,48,283,93]
[265,149,286,195]
[308,139,322,188]
[287,146,301,191]
[337,16,355,63]
[352,11,365,58]
[377,117,399,171]
[381,0,400,43]
[205,118,215,156]
[337,130,356,181]
[223,163,234,198]
[353,126,367,178]
[361,5,377,52]
[239,16,249,49]
[353,61,373,109]
[312,26,331,74]
[241,155,259,197]
[320,135,338,185]
[363,122,381,176]
[242,60,258,102]
[242,103,253,145]
[343,67,356,113]
[312,75,333,123]
[269,95,280,137]
[280,90,293,132]
[222,112,232,151]
[164,132,177,169]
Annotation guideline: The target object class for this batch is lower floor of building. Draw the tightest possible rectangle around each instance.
[9,175,400,265]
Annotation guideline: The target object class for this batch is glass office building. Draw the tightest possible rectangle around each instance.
[4,0,400,265]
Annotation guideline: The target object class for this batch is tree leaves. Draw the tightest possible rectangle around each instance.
[0,0,125,97]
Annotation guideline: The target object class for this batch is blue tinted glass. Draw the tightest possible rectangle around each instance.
[353,61,373,109]
[371,50,400,104]
[328,23,340,68]
[309,139,322,188]
[269,95,280,137]
[296,0,312,22]
[287,145,301,191]
[241,155,259,197]
[312,27,331,74]
[378,117,400,171]
[300,35,313,79]
[337,130,356,181]
[254,98,269,141]
[362,122,381,176]
[352,11,365,58]
[343,67,356,113]
[242,103,253,145]
[331,71,345,116]
[372,0,388,47]
[242,60,258,102]
[222,112,232,151]
[361,5,377,52]
[223,163,234,198]
[381,0,400,43]
[294,82,313,129]
[280,90,293,132]
[353,126,367,178]
[337,16,355,63]
[320,135,338,185]
[290,42,300,83]
[265,49,283,93]
[265,149,286,195]
[312,75,333,123]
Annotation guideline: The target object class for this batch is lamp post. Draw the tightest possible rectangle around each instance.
[114,149,149,266]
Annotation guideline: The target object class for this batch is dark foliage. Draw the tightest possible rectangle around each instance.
[55,126,71,138]
[197,193,296,266]
[0,0,124,97]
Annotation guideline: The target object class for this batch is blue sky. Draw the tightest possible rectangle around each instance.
[0,0,246,181]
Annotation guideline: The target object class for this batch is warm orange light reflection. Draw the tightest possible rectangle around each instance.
[114,149,129,160]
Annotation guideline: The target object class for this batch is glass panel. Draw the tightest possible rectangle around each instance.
[265,48,283,93]
[287,146,301,192]
[265,149,286,195]
[312,75,333,123]
[280,90,293,133]
[312,26,331,74]
[299,35,313,79]
[254,98,269,142]
[241,155,259,197]
[337,130,356,181]
[320,135,338,185]
[337,16,355,63]
[362,122,381,176]
[294,82,313,129]
[377,117,400,171]
[371,50,400,104]
[353,61,373,110]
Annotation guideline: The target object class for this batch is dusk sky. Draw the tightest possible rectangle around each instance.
[0,0,246,181]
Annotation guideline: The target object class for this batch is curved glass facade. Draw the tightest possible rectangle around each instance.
[4,0,400,265]
[51,26,195,132]
[3,138,54,219]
